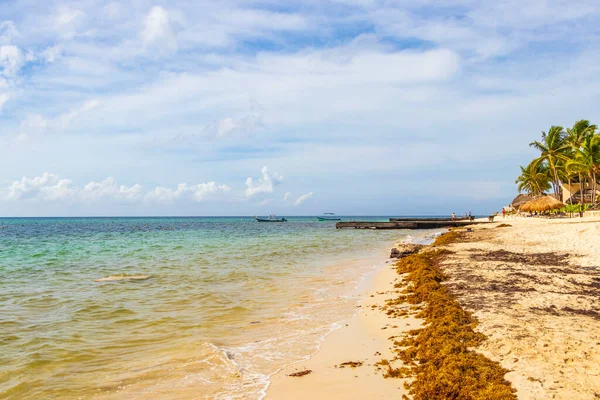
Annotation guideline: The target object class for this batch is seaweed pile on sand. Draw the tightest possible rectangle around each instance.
[383,232,517,400]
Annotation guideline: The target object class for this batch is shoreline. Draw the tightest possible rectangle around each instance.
[266,217,600,399]
[265,232,440,399]
[265,251,412,399]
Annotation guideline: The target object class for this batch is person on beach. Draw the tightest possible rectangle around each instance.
[451,212,456,220]
[502,208,506,218]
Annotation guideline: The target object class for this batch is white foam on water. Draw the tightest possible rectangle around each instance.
[403,234,416,244]
[211,254,388,400]
[224,256,392,400]
[213,319,347,400]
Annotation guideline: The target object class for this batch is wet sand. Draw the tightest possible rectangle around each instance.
[266,257,414,399]
[266,217,600,399]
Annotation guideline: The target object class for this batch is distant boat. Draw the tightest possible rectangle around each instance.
[317,213,341,221]
[255,215,287,222]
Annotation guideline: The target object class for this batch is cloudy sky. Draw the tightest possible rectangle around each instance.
[1,0,599,216]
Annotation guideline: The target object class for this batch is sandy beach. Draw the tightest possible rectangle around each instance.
[266,217,600,399]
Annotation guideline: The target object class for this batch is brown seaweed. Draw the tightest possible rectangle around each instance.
[338,361,363,368]
[288,369,312,377]
[384,250,517,400]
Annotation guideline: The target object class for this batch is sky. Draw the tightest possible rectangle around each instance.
[1,0,600,216]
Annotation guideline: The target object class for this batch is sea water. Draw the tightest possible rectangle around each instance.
[0,217,433,399]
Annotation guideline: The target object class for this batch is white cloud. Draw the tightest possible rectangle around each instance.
[104,2,123,19]
[82,177,143,201]
[212,111,263,138]
[4,172,75,201]
[16,100,100,138]
[245,166,283,198]
[0,24,25,112]
[190,182,231,201]
[51,6,84,40]
[145,185,187,203]
[0,21,19,45]
[0,45,24,77]
[41,45,62,63]
[2,173,230,204]
[40,178,77,201]
[141,6,178,54]
[56,99,100,128]
[145,182,231,203]
[216,117,237,137]
[294,192,313,206]
[55,7,83,27]
[0,91,9,112]
[283,192,291,201]
[171,101,264,142]
[219,9,308,32]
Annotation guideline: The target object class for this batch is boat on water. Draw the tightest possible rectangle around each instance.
[255,215,287,222]
[317,213,341,221]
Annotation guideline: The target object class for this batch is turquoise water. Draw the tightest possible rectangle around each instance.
[0,217,421,399]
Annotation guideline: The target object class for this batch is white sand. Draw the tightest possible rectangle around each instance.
[442,217,600,400]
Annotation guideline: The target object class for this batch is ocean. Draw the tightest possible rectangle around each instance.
[0,217,436,399]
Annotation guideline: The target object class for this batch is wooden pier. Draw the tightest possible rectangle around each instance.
[335,220,483,230]
[389,217,471,222]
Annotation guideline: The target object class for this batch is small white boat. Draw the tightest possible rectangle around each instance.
[255,215,287,222]
[317,213,341,221]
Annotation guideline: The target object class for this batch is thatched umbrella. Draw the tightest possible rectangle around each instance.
[510,193,534,209]
[520,196,565,212]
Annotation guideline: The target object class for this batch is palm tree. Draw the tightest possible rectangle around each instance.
[558,159,579,203]
[515,160,551,196]
[567,135,600,203]
[529,126,571,198]
[566,120,597,149]
[565,121,598,204]
[591,134,600,203]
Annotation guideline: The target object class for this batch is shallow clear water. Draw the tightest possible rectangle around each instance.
[0,217,429,399]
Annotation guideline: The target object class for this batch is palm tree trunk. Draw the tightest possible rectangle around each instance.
[567,177,572,217]
[588,174,593,203]
[590,172,596,204]
[550,159,558,198]
[578,173,584,216]
[578,174,582,205]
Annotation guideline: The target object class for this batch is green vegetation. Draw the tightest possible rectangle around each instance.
[517,120,600,207]
[515,162,551,196]
[383,243,517,400]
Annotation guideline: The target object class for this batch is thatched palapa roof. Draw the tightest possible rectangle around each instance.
[520,196,565,212]
[510,193,534,209]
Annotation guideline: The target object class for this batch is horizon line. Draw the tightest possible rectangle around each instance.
[0,214,462,218]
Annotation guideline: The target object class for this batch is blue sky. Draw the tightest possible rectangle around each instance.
[1,0,600,216]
